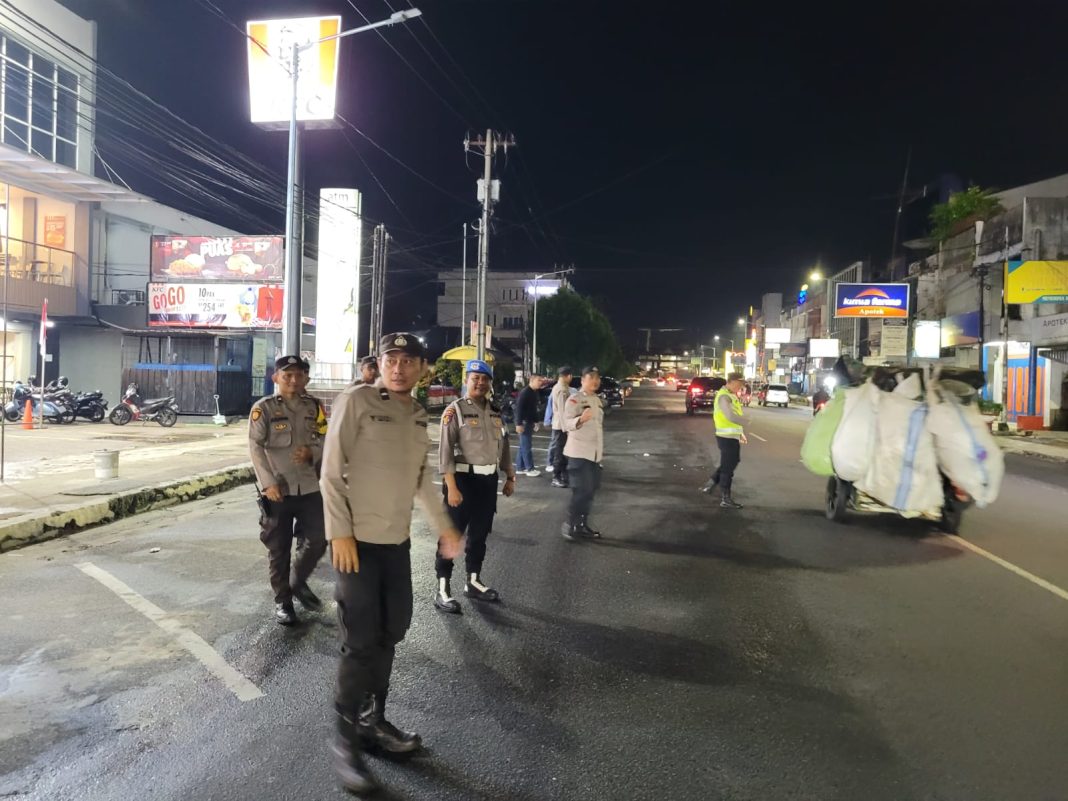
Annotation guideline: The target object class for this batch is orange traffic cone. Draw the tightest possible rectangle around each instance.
[21,399,33,430]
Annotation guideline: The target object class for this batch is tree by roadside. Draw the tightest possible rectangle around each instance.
[531,289,633,377]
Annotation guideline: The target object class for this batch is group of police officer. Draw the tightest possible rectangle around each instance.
[248,334,607,795]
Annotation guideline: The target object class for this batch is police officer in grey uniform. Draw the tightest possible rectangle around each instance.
[320,333,463,795]
[353,355,379,386]
[249,355,328,625]
[434,358,516,613]
[562,365,606,541]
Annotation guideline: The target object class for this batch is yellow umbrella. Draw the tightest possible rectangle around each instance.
[441,345,496,363]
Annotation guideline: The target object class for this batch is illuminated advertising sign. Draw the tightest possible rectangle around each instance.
[246,16,342,129]
[834,282,909,318]
[808,338,841,358]
[913,321,941,359]
[765,327,790,345]
[940,311,979,348]
[147,283,283,328]
[779,342,807,358]
[151,236,284,283]
[315,188,362,365]
[1006,260,1068,304]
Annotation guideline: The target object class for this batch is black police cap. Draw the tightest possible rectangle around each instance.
[379,332,427,359]
[275,354,310,371]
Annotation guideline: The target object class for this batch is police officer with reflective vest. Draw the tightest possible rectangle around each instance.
[702,371,748,508]
[435,359,515,612]
[248,355,329,625]
[320,333,463,795]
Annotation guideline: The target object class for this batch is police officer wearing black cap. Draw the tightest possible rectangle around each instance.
[353,355,379,386]
[434,358,515,613]
[249,355,329,625]
[320,332,463,795]
[562,365,606,540]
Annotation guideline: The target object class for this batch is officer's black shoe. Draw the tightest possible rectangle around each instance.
[357,695,422,754]
[275,601,297,626]
[464,573,500,602]
[578,518,602,538]
[334,713,378,795]
[551,478,569,489]
[700,478,719,494]
[434,578,461,614]
[720,495,743,509]
[292,582,323,612]
[561,522,580,541]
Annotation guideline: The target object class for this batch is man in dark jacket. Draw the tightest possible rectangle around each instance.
[513,375,543,477]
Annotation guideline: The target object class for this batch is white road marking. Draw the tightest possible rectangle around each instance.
[945,536,1068,604]
[748,432,768,442]
[75,562,265,702]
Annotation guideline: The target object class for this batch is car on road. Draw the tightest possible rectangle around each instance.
[685,376,725,415]
[761,383,790,407]
[674,377,691,391]
[655,377,666,387]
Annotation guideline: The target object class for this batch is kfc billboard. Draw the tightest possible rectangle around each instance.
[148,283,284,329]
[150,236,284,283]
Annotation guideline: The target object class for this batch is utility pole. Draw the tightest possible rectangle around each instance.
[378,228,390,346]
[465,129,515,360]
[999,226,1010,428]
[461,222,468,345]
[369,225,390,353]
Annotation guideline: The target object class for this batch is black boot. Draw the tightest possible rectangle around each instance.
[357,693,422,754]
[562,521,580,541]
[720,494,743,509]
[434,577,461,614]
[275,601,297,626]
[292,582,323,611]
[700,475,719,494]
[465,572,500,602]
[333,712,378,794]
[578,517,601,538]
[551,477,569,489]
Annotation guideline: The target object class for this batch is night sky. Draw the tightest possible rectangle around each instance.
[57,0,1068,350]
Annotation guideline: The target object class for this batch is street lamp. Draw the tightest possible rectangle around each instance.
[281,8,422,354]
[810,269,823,282]
[531,267,573,374]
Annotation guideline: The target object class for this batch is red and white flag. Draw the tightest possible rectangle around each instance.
[39,298,48,351]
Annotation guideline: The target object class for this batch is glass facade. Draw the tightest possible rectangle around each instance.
[0,29,80,169]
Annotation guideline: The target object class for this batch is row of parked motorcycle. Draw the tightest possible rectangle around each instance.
[3,378,179,427]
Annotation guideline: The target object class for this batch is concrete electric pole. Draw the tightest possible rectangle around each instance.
[368,224,390,353]
[465,129,515,360]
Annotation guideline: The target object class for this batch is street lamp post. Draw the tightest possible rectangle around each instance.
[281,9,422,355]
[531,267,573,375]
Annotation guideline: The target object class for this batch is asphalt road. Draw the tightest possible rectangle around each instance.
[2,386,1067,800]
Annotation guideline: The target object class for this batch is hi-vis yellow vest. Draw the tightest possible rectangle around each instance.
[713,387,743,438]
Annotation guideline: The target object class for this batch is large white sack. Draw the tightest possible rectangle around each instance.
[928,388,1004,508]
[830,382,878,481]
[856,391,943,513]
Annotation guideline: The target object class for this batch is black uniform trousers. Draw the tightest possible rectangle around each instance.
[437,471,498,579]
[712,436,741,494]
[550,430,569,481]
[335,539,413,715]
[568,457,601,525]
[260,492,326,604]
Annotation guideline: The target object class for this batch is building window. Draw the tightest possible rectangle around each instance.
[1,31,80,169]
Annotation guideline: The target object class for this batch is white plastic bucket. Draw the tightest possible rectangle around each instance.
[94,450,119,480]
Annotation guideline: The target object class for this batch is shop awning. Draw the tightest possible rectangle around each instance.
[0,144,152,204]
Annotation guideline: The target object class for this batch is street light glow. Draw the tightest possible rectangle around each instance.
[810,270,823,281]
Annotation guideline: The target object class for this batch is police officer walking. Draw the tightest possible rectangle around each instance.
[701,371,748,508]
[320,333,463,795]
[434,359,516,613]
[549,366,574,488]
[562,366,605,540]
[248,355,329,625]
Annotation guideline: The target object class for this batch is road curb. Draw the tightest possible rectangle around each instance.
[996,438,1068,464]
[0,463,255,554]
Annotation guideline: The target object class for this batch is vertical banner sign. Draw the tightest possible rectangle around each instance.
[39,298,48,352]
[315,188,362,366]
[881,320,908,358]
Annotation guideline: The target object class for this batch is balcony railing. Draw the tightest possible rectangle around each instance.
[0,235,76,288]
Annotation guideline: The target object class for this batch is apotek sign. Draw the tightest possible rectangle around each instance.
[834,282,909,318]
[1006,261,1068,304]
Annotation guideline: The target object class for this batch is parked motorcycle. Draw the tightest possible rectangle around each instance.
[72,390,109,422]
[3,380,76,424]
[109,383,178,427]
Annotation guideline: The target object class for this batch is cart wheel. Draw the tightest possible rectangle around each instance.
[940,499,964,534]
[826,477,851,523]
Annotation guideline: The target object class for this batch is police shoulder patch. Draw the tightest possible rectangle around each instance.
[442,407,456,425]
[251,407,262,422]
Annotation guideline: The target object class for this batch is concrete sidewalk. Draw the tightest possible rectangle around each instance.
[0,420,253,552]
[996,429,1068,463]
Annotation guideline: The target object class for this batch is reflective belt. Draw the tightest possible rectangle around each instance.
[456,463,497,475]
